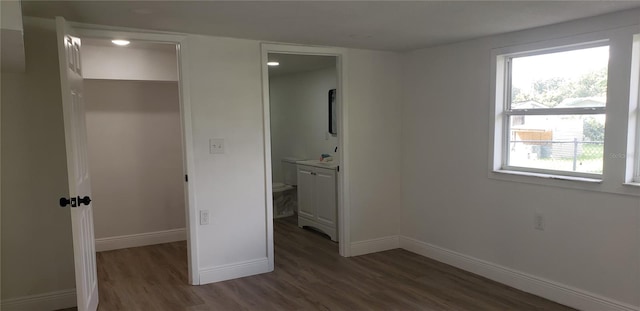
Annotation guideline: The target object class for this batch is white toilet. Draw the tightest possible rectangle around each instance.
[273,157,302,218]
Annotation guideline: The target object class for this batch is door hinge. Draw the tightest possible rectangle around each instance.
[185,174,189,182]
[337,166,340,172]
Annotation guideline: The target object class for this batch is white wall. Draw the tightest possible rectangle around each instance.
[84,80,186,241]
[269,67,338,183]
[185,34,269,275]
[346,49,403,244]
[1,17,76,306]
[401,9,640,309]
[1,0,25,72]
[81,43,178,81]
[0,0,23,31]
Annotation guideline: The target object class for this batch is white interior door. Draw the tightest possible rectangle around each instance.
[55,16,99,311]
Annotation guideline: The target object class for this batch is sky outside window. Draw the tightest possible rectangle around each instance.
[511,46,609,108]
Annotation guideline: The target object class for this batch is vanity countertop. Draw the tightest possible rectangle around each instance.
[296,160,338,170]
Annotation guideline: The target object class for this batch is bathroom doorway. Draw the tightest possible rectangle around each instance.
[261,44,350,269]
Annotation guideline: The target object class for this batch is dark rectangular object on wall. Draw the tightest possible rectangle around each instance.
[329,89,337,135]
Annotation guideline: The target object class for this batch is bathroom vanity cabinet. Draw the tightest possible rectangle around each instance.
[296,163,337,241]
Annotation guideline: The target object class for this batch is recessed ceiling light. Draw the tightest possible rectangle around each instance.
[111,39,130,46]
[267,61,280,67]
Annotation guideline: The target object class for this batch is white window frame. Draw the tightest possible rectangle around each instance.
[629,34,640,183]
[493,39,610,181]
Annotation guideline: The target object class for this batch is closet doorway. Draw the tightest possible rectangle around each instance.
[81,38,187,254]
[80,37,192,297]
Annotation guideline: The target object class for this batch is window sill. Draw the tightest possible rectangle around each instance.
[493,169,602,183]
[489,169,640,197]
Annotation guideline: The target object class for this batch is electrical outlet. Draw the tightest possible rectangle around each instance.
[200,210,210,225]
[209,138,224,154]
[534,212,545,231]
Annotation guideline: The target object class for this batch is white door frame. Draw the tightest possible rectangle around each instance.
[260,43,351,266]
[72,24,200,285]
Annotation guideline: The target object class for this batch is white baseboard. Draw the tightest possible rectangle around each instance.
[199,257,270,285]
[1,289,76,311]
[399,236,639,311]
[95,228,186,252]
[350,235,400,256]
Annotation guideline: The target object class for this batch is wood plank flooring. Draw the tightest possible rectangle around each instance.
[74,217,574,310]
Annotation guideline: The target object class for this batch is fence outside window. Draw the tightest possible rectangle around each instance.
[508,139,604,174]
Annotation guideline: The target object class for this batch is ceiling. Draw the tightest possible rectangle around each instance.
[268,54,336,77]
[22,1,640,51]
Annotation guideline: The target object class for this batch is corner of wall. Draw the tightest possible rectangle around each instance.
[198,257,270,285]
[350,235,400,257]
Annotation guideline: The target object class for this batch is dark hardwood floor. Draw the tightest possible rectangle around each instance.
[74,216,574,310]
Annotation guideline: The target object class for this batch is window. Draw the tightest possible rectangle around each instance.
[495,43,609,179]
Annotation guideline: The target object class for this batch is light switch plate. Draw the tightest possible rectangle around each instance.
[209,138,224,154]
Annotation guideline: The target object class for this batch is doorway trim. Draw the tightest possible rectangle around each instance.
[72,25,200,285]
[260,43,351,268]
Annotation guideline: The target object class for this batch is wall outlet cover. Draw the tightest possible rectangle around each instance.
[209,138,224,154]
[200,210,210,225]
[534,212,545,231]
